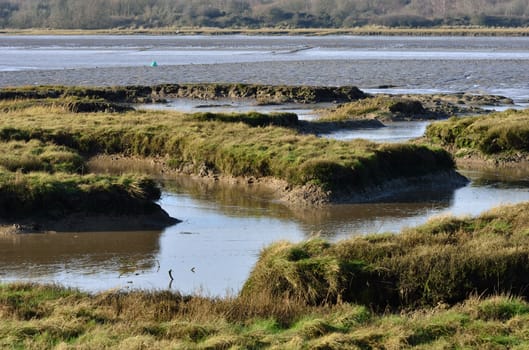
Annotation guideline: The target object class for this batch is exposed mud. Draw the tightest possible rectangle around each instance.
[88,154,468,207]
[0,209,180,234]
[0,83,367,105]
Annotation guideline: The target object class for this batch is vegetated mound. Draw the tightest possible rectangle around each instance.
[425,109,529,163]
[0,171,178,230]
[0,98,465,205]
[0,83,367,105]
[242,202,529,309]
[319,95,442,123]
[318,93,505,124]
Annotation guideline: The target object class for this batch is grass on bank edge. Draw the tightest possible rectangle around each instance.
[0,100,456,195]
[425,109,529,159]
[242,201,529,309]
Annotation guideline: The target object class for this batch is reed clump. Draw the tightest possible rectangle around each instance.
[242,202,529,309]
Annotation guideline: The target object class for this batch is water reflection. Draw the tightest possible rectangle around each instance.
[138,98,324,120]
[0,230,162,290]
[2,170,529,295]
[324,121,430,143]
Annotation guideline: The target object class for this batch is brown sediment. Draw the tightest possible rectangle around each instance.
[87,154,468,207]
[0,210,179,234]
[0,83,367,105]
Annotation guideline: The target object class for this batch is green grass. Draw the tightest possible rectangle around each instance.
[425,109,529,158]
[0,171,161,219]
[242,202,529,309]
[2,284,529,348]
[319,95,429,122]
[0,98,456,195]
[0,140,84,173]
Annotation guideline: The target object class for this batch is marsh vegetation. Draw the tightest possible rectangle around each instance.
[0,87,462,210]
[425,109,529,164]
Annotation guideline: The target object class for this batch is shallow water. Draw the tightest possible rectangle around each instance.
[2,169,529,295]
[1,35,529,102]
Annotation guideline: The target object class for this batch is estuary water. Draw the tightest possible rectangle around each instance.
[2,35,529,294]
[1,35,529,102]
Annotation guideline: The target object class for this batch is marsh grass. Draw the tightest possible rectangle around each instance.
[425,109,529,156]
[0,171,161,219]
[242,202,529,309]
[0,100,455,193]
[319,95,427,122]
[0,140,84,173]
[2,282,529,349]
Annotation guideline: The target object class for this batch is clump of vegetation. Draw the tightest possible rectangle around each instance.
[242,201,529,309]
[425,109,529,159]
[0,97,132,113]
[319,95,432,122]
[190,111,299,127]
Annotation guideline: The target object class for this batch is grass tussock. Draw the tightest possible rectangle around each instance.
[2,282,529,349]
[190,111,299,127]
[425,109,529,158]
[242,201,529,309]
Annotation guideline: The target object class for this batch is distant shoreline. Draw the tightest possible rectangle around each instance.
[2,26,529,37]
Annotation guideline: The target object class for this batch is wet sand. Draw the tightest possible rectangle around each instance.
[2,59,529,99]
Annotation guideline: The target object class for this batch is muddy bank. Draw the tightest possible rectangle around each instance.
[0,83,367,105]
[88,155,468,207]
[0,210,179,234]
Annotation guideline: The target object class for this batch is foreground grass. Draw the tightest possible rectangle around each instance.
[425,109,529,161]
[4,270,529,348]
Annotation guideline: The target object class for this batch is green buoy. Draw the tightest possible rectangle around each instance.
[150,61,158,67]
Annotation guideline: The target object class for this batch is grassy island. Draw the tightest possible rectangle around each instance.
[0,85,465,209]
[4,202,529,348]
